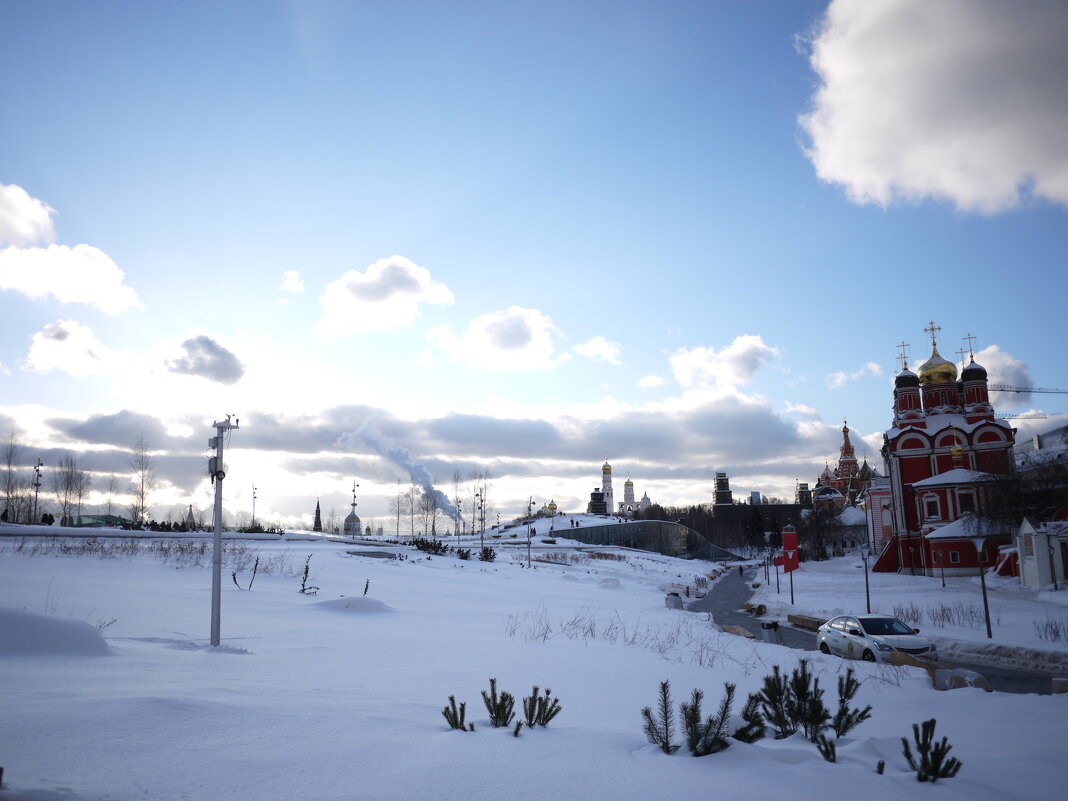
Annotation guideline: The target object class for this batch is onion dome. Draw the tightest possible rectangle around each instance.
[895,366,920,388]
[547,499,557,511]
[918,345,957,385]
[602,460,612,474]
[961,358,987,382]
[624,477,633,486]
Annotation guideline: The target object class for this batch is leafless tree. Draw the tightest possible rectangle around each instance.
[104,475,119,516]
[452,468,463,535]
[2,431,32,523]
[390,479,404,537]
[129,434,155,525]
[408,480,419,536]
[51,453,88,525]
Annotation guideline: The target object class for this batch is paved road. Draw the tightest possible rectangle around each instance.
[688,566,1059,695]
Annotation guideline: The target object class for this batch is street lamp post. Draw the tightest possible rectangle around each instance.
[251,484,257,529]
[861,547,871,614]
[456,500,462,550]
[969,536,993,639]
[527,496,534,568]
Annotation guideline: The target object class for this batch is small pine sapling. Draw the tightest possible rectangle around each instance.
[785,659,829,742]
[832,667,872,738]
[442,696,471,731]
[299,554,319,595]
[522,686,562,728]
[756,666,795,739]
[902,719,962,782]
[816,733,836,763]
[513,721,523,737]
[481,678,516,727]
[877,760,886,775]
[732,693,766,744]
[456,548,472,560]
[680,683,734,756]
[363,579,370,596]
[641,680,680,754]
[478,546,497,562]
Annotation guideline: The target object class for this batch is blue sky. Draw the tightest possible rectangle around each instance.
[2,0,1067,528]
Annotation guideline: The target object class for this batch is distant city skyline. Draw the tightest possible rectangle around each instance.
[2,1,1066,527]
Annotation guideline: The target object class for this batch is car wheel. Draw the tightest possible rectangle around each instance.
[819,642,830,655]
[861,649,876,662]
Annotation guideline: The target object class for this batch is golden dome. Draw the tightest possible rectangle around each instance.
[918,345,958,385]
[602,462,612,473]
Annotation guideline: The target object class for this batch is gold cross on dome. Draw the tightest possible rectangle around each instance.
[923,321,941,348]
[963,332,977,359]
[895,340,911,371]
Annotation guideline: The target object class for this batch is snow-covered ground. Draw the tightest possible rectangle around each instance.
[751,553,1068,668]
[1,521,1065,801]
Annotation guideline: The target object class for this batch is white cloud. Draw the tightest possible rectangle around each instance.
[828,361,883,388]
[801,0,1068,212]
[574,336,621,365]
[974,344,1034,408]
[164,335,245,385]
[0,183,56,246]
[316,255,453,336]
[0,244,142,314]
[427,306,567,370]
[22,319,121,377]
[638,375,665,388]
[784,401,819,416]
[669,335,780,388]
[279,270,305,294]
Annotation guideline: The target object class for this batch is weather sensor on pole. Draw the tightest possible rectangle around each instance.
[209,414,239,647]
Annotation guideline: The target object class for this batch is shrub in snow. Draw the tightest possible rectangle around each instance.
[299,554,319,595]
[785,659,829,743]
[481,678,515,728]
[641,680,680,754]
[816,733,836,763]
[902,718,962,782]
[755,666,794,739]
[679,683,733,756]
[456,548,472,560]
[731,693,766,744]
[412,537,449,555]
[478,546,496,562]
[831,667,872,738]
[521,686,562,728]
[442,695,473,731]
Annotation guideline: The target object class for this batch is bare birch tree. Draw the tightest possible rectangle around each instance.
[129,434,155,525]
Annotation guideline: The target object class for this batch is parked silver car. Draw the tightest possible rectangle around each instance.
[816,614,937,663]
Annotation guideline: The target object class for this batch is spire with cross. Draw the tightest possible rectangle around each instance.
[896,340,911,371]
[923,320,942,349]
[963,332,977,360]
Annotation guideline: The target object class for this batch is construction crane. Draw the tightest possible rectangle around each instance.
[989,385,1068,394]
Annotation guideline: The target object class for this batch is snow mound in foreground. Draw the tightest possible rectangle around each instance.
[317,597,395,613]
[0,607,111,657]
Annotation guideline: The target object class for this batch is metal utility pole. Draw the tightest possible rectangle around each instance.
[32,457,43,523]
[970,536,993,639]
[209,415,239,647]
[527,496,534,568]
[251,484,257,529]
[861,548,871,614]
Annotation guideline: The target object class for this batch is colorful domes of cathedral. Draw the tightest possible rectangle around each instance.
[918,345,958,385]
[961,358,988,381]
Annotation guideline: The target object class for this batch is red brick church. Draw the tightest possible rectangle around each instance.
[872,324,1016,574]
